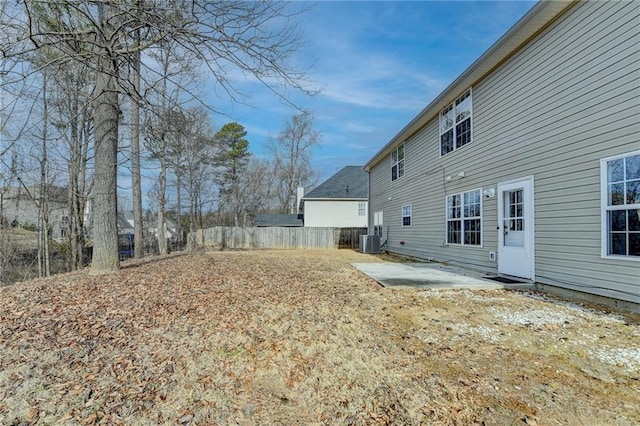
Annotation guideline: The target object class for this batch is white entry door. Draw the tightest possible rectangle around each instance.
[498,176,534,279]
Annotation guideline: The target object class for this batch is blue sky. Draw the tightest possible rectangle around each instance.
[211,1,537,184]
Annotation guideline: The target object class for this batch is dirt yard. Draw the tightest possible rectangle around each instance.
[0,249,638,425]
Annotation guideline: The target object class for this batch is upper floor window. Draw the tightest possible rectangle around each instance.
[601,151,640,258]
[358,201,366,216]
[402,205,412,227]
[447,189,481,246]
[440,89,472,156]
[391,143,405,181]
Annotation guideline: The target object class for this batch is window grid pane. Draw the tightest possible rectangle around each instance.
[626,155,640,180]
[440,105,453,133]
[605,153,640,257]
[464,219,481,245]
[391,143,405,181]
[447,190,481,246]
[447,195,460,219]
[402,205,412,227]
[447,221,461,244]
[455,90,471,123]
[441,130,454,155]
[608,158,624,182]
[630,234,640,256]
[440,89,472,156]
[455,118,472,148]
[627,180,640,204]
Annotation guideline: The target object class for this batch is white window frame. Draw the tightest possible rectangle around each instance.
[439,88,473,157]
[374,210,383,236]
[600,150,640,260]
[357,201,366,216]
[391,143,405,181]
[402,204,412,227]
[445,188,482,246]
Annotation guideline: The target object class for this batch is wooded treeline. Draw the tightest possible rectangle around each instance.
[0,1,318,279]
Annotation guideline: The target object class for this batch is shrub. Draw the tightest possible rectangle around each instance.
[22,223,37,232]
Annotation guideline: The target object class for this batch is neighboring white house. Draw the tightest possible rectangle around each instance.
[301,166,368,228]
[1,185,69,241]
[364,0,639,308]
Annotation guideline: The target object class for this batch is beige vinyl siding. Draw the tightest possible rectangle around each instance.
[368,0,640,303]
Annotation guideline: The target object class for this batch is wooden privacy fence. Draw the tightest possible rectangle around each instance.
[188,227,368,250]
[336,227,368,249]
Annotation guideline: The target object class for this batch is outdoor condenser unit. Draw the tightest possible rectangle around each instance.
[360,235,381,254]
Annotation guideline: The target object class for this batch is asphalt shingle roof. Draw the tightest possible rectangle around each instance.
[254,214,304,227]
[303,166,368,199]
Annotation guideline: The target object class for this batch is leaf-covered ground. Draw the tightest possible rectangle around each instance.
[0,249,638,425]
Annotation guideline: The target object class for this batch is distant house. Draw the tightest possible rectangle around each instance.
[117,211,135,235]
[1,185,69,241]
[364,1,639,307]
[300,166,368,228]
[117,210,178,240]
[255,214,304,227]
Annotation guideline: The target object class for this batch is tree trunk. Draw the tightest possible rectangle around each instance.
[176,174,182,247]
[67,84,82,271]
[90,3,120,274]
[38,73,50,278]
[131,23,144,259]
[189,176,195,234]
[79,107,91,266]
[157,153,168,255]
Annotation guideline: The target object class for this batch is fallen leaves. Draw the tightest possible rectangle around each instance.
[0,249,638,424]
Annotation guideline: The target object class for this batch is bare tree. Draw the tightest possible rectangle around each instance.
[269,111,320,214]
[143,38,198,255]
[177,107,217,233]
[167,111,187,248]
[88,2,121,272]
[1,1,314,273]
[0,150,20,285]
[37,72,51,277]
[130,23,143,258]
[48,61,94,271]
[238,157,279,225]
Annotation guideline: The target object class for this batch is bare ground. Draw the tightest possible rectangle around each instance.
[0,249,638,425]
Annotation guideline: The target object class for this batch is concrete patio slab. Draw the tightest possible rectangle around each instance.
[352,262,534,290]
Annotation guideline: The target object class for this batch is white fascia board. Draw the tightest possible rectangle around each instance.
[301,198,368,201]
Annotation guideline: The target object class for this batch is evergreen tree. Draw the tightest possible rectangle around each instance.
[214,123,251,226]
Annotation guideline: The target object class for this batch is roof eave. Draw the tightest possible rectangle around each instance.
[302,197,368,201]
[363,0,577,171]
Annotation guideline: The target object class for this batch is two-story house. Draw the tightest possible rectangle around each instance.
[365,0,639,307]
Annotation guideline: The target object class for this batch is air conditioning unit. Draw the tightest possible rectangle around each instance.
[360,235,381,254]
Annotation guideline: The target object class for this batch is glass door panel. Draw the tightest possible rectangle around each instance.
[503,189,524,247]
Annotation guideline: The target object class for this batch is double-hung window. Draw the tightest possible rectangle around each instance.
[601,151,640,258]
[402,205,412,227]
[440,89,472,156]
[391,143,405,181]
[446,189,481,245]
[358,201,366,216]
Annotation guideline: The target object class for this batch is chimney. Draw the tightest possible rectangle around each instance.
[296,186,304,213]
